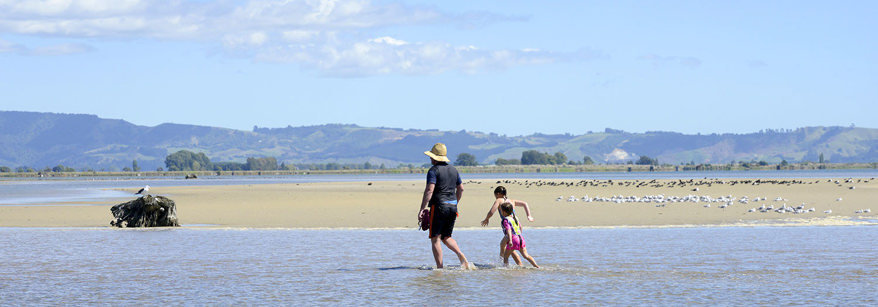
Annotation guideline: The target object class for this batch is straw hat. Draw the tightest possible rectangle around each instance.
[424,143,450,162]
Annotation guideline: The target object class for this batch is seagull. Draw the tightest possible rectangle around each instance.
[135,185,150,196]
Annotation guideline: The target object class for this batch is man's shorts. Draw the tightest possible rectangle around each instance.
[429,203,458,239]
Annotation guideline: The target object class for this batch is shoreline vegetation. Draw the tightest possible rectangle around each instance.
[2,162,877,178]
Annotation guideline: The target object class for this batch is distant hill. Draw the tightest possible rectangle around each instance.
[1,111,877,170]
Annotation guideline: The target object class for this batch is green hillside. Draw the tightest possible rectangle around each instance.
[1,111,876,171]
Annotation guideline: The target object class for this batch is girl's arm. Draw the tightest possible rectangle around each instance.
[480,199,503,226]
[513,199,534,222]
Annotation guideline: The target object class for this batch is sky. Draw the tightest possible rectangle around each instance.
[1,0,876,136]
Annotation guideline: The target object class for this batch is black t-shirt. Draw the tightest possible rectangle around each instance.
[426,162,462,207]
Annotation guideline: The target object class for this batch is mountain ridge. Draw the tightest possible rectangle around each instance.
[1,111,875,171]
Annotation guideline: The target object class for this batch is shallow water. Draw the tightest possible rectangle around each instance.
[1,226,875,305]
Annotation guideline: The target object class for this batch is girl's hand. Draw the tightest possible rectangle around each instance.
[527,215,534,222]
[480,218,489,226]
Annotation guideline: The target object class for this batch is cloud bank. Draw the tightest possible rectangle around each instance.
[0,0,595,76]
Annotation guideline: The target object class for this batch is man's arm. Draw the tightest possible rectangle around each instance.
[420,183,435,212]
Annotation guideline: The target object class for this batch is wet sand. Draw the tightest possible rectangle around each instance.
[1,178,876,228]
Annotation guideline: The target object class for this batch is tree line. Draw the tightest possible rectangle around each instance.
[165,150,281,171]
[165,150,394,171]
[457,150,598,166]
[458,150,658,166]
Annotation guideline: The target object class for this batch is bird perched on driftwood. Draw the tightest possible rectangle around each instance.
[135,185,150,196]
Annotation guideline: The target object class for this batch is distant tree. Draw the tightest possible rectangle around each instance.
[364,161,373,169]
[521,150,549,165]
[636,155,658,166]
[165,150,212,171]
[16,166,35,173]
[455,153,478,166]
[819,153,825,163]
[212,162,245,171]
[246,157,278,170]
[583,156,595,165]
[521,150,567,165]
[495,158,520,166]
[123,167,132,172]
[552,152,568,165]
[132,160,141,172]
[0,166,11,172]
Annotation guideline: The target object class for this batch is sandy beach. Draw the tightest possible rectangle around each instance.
[1,178,876,228]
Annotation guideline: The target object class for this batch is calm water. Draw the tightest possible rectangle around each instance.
[1,227,876,305]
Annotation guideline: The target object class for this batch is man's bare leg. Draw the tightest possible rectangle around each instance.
[441,236,470,269]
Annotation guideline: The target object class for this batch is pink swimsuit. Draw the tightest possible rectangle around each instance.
[501,217,525,250]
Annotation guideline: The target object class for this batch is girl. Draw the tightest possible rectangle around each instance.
[481,186,533,261]
[499,202,539,268]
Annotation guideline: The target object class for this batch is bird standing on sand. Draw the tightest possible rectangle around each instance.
[135,185,150,196]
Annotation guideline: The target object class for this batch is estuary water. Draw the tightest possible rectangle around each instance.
[2,170,877,305]
[1,226,876,305]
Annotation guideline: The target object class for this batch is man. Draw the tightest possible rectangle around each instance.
[419,143,470,269]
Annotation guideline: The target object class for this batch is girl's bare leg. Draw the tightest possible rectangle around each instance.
[519,247,539,268]
[511,251,523,266]
[499,237,521,264]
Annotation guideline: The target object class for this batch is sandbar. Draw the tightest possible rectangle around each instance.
[0,178,875,228]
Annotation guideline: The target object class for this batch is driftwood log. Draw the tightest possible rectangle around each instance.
[110,195,180,227]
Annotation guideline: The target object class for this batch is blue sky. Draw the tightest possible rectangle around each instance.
[1,0,875,136]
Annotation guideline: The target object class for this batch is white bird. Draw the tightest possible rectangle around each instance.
[824,209,832,214]
[135,185,150,196]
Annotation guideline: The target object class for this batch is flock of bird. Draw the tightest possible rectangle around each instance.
[553,193,873,215]
[489,178,872,189]
[483,178,874,216]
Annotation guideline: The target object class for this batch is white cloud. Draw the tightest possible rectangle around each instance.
[282,29,319,42]
[28,42,91,55]
[0,37,23,53]
[368,36,406,46]
[0,0,597,76]
[0,36,90,55]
